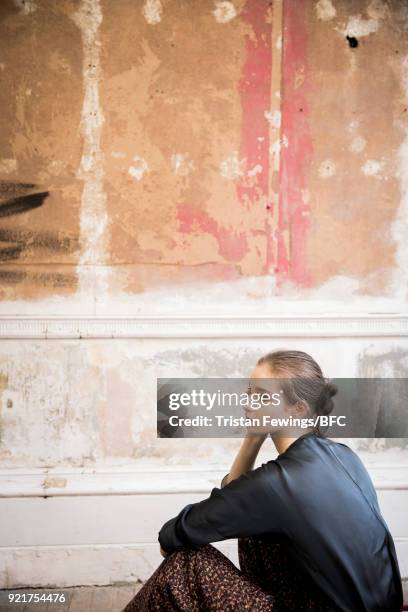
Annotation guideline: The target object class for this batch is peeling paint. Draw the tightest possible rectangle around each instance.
[213,1,237,24]
[12,0,37,15]
[367,0,389,21]
[270,140,282,172]
[219,151,245,180]
[274,134,288,153]
[71,0,110,295]
[247,164,262,177]
[337,15,380,38]
[361,159,384,176]
[301,188,311,204]
[264,110,281,128]
[46,160,66,177]
[350,136,367,153]
[348,120,360,132]
[0,344,100,466]
[177,203,249,262]
[128,156,149,181]
[391,52,408,299]
[236,0,272,276]
[142,0,163,25]
[170,153,194,176]
[318,159,336,178]
[315,0,336,22]
[0,1,407,303]
[277,0,313,287]
[1,337,408,469]
[0,159,18,174]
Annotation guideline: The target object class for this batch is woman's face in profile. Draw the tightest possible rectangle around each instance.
[245,362,307,435]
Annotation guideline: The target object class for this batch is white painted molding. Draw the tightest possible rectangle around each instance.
[0,314,407,338]
[0,541,240,587]
[1,465,407,497]
[1,483,407,586]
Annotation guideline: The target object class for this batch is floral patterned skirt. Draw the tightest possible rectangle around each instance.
[121,534,341,611]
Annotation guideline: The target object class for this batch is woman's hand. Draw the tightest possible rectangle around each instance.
[245,431,268,444]
[160,546,169,558]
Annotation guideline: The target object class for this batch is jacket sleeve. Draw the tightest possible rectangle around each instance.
[158,463,284,553]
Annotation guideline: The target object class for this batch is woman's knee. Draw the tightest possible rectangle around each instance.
[164,543,218,564]
[164,543,231,574]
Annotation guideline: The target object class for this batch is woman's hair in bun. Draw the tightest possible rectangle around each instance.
[315,381,338,416]
[257,350,338,433]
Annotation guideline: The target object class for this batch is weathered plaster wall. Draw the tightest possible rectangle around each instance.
[1,0,408,585]
[0,0,408,305]
[0,337,407,469]
[304,0,408,293]
[0,1,83,298]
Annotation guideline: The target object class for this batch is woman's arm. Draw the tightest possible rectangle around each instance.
[158,458,284,553]
[159,433,268,557]
[223,433,268,486]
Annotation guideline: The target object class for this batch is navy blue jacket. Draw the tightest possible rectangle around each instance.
[158,432,403,611]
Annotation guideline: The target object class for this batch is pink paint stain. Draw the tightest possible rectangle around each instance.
[277,0,314,287]
[175,1,313,284]
[237,0,273,275]
[177,203,248,262]
[174,1,271,275]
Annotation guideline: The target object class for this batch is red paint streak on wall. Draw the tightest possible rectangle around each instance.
[177,203,249,262]
[277,0,313,287]
[237,0,272,274]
